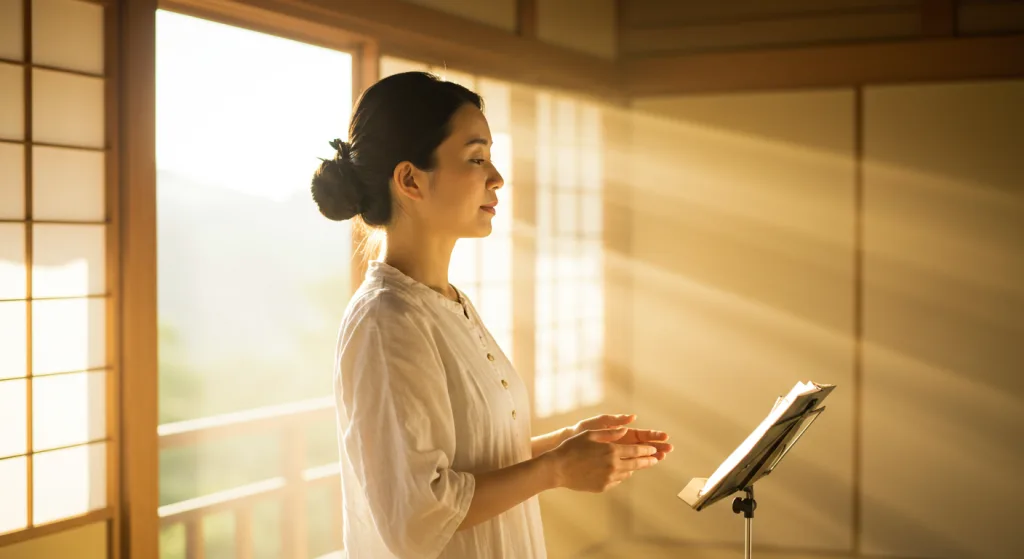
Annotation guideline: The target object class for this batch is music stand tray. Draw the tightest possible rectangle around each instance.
[677,381,835,559]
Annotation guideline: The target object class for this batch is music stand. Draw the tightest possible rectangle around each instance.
[677,389,830,559]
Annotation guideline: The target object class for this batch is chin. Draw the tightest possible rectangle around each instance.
[463,221,493,239]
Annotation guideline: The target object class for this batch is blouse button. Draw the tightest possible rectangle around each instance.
[512,410,517,420]
[487,353,495,362]
[501,379,509,389]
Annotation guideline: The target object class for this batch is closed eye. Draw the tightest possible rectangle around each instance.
[470,159,487,165]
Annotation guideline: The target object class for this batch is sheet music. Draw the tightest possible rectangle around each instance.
[699,380,829,497]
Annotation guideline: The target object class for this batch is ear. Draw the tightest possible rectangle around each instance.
[392,161,429,202]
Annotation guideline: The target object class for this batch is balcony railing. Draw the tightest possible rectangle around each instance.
[157,397,341,559]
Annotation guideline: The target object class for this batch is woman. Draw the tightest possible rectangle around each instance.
[311,72,673,559]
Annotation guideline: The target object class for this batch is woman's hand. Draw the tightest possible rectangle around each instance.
[547,427,660,493]
[573,414,674,460]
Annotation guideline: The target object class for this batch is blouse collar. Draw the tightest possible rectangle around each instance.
[366,260,468,316]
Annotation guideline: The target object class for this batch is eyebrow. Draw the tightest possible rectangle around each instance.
[464,137,491,147]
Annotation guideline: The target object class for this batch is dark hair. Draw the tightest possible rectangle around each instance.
[310,71,483,225]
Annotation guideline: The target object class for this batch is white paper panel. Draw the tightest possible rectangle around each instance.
[0,0,22,61]
[32,442,106,525]
[33,146,105,221]
[0,63,24,141]
[0,379,27,459]
[580,192,602,237]
[32,0,104,75]
[0,456,28,535]
[32,69,104,149]
[480,236,510,284]
[477,78,510,132]
[0,142,25,219]
[32,224,106,298]
[0,222,25,300]
[0,302,26,380]
[32,297,106,375]
[33,371,106,451]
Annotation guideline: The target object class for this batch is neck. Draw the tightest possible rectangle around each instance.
[381,221,457,300]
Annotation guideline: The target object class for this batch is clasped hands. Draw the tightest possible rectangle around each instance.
[571,414,673,460]
[547,414,674,493]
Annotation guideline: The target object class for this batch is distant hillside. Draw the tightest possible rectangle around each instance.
[156,169,351,417]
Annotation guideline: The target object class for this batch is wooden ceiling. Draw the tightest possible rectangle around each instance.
[159,0,1024,101]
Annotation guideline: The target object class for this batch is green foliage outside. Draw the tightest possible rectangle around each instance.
[158,274,349,559]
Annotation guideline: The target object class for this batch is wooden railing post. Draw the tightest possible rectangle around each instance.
[157,398,338,558]
[235,507,254,559]
[281,421,308,558]
[185,518,205,559]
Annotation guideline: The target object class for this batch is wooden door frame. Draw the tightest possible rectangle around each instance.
[116,0,158,557]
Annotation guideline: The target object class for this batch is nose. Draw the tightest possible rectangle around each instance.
[488,166,504,190]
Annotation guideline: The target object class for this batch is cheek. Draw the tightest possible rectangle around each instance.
[433,169,483,212]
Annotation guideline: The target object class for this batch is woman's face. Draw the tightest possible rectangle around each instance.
[401,103,504,239]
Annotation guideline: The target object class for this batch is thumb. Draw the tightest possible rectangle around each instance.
[588,427,629,442]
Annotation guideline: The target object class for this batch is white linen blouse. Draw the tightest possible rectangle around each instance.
[333,260,548,559]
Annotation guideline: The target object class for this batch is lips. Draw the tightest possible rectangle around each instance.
[480,201,498,215]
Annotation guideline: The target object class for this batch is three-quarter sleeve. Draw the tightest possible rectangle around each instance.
[336,296,475,559]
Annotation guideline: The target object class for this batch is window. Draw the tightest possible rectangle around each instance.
[156,11,353,558]
[378,57,516,358]
[533,94,605,418]
[0,0,110,538]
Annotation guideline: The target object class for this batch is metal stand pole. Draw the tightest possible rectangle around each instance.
[744,515,752,559]
[732,487,756,559]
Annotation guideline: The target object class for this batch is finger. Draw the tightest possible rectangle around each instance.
[635,429,670,442]
[621,456,659,471]
[616,444,658,458]
[647,441,673,454]
[597,414,636,427]
[587,427,629,442]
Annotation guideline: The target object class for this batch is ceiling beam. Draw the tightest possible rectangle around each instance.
[624,34,1024,97]
[162,0,624,103]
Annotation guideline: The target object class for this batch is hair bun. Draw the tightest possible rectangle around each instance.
[311,139,363,221]
[329,138,352,162]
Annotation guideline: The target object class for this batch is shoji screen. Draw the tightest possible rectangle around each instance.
[0,0,112,540]
[532,93,605,418]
